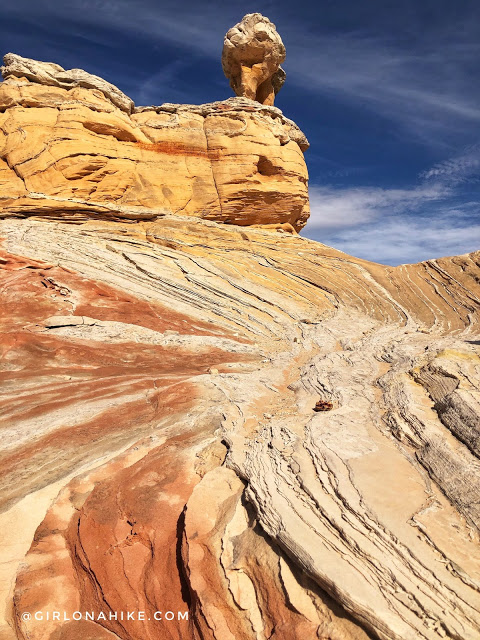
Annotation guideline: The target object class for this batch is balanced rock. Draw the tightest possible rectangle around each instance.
[222,13,286,105]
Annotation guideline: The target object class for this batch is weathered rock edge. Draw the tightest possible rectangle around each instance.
[1,52,135,113]
[0,54,310,230]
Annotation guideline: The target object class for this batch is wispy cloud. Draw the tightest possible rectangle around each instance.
[422,144,480,185]
[306,169,480,264]
[286,31,480,143]
[308,208,480,265]
[306,150,480,264]
[2,0,226,57]
[308,183,448,230]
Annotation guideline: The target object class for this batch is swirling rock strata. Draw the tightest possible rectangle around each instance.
[0,215,479,640]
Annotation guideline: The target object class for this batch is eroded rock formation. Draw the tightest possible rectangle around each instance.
[1,54,480,640]
[0,55,309,231]
[1,53,134,113]
[1,215,479,640]
[222,14,286,106]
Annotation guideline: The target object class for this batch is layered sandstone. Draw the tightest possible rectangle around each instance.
[1,54,480,640]
[0,54,309,231]
[0,215,479,640]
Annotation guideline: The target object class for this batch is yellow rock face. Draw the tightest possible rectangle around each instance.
[0,77,309,230]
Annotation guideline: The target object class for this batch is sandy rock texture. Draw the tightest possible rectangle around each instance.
[222,13,286,106]
[1,54,480,640]
[1,53,134,113]
[0,213,479,640]
[0,56,309,231]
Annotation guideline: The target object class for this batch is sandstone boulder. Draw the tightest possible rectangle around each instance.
[0,61,309,230]
[222,13,286,105]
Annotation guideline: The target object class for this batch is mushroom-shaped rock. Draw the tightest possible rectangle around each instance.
[222,13,286,106]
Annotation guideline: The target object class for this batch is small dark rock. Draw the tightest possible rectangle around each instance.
[313,400,333,412]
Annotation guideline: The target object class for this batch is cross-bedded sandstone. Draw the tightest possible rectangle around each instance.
[1,51,480,640]
[0,216,479,640]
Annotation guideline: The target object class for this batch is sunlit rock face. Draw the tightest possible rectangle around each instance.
[222,13,286,106]
[1,214,479,640]
[0,54,310,232]
[1,54,480,640]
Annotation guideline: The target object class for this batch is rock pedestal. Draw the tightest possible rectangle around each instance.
[0,54,309,231]
[222,13,287,106]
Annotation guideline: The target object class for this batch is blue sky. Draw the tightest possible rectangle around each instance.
[1,0,480,265]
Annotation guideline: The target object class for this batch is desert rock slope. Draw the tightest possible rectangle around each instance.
[0,51,480,640]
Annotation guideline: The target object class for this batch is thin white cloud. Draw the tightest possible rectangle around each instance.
[422,144,480,185]
[2,0,479,266]
[136,60,192,105]
[305,156,480,264]
[308,183,448,230]
[286,31,480,143]
[2,1,224,58]
[307,210,480,265]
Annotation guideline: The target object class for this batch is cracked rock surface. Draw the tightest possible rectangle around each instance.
[0,215,479,640]
[0,54,480,640]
